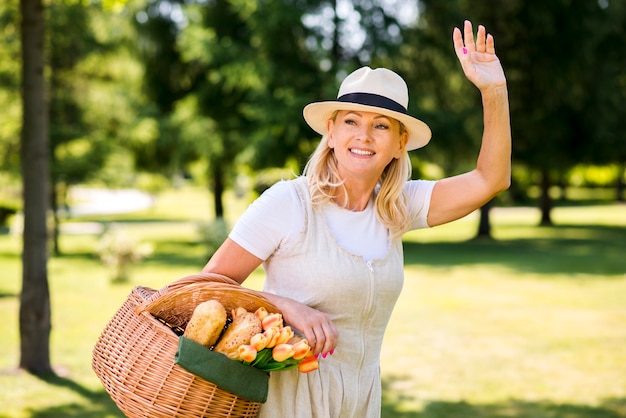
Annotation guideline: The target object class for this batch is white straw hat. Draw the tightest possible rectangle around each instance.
[303,66,431,150]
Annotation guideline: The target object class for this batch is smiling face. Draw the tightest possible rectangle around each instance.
[327,110,408,183]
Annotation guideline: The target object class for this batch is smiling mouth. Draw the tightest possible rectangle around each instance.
[350,148,374,156]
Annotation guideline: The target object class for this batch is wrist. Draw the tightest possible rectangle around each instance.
[481,84,509,105]
[480,83,508,98]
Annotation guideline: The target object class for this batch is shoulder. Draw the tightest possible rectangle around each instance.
[404,179,437,197]
[229,178,305,260]
[258,178,303,205]
[249,178,306,232]
[404,179,438,230]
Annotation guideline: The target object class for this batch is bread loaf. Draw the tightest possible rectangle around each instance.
[214,308,262,359]
[183,300,227,348]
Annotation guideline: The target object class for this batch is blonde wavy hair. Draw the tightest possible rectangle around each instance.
[302,113,412,238]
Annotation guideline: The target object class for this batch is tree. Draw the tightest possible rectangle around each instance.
[491,0,625,224]
[181,0,257,217]
[578,2,626,202]
[135,0,432,218]
[130,0,203,190]
[401,0,625,231]
[48,1,142,254]
[136,0,322,217]
[17,0,133,376]
[48,1,101,255]
[19,0,52,375]
[248,0,417,169]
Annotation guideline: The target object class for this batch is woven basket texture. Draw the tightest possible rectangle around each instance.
[92,273,279,418]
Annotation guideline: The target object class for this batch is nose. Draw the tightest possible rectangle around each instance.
[355,123,372,142]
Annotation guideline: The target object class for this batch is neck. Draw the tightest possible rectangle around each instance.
[333,181,375,211]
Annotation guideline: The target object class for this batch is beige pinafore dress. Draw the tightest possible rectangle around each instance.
[257,177,404,418]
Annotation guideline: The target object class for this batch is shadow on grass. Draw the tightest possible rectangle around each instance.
[24,373,124,418]
[381,376,626,418]
[404,224,626,277]
[0,291,17,298]
[147,239,208,267]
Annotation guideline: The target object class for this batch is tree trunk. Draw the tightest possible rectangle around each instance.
[475,199,493,239]
[19,0,53,375]
[617,163,625,202]
[539,168,553,226]
[331,0,340,71]
[51,182,60,256]
[211,161,224,219]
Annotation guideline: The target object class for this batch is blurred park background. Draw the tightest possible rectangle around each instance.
[1,0,625,417]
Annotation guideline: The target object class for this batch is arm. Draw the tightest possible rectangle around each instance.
[202,239,338,356]
[427,20,511,227]
[202,237,263,284]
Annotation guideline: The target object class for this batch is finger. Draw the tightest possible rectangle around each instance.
[463,20,475,52]
[486,33,496,54]
[307,327,324,354]
[308,321,338,357]
[453,27,468,59]
[476,25,486,53]
[452,26,463,51]
[320,323,338,357]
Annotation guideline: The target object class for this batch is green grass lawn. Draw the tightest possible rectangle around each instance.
[1,186,625,417]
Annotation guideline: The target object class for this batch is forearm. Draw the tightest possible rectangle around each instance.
[476,84,512,194]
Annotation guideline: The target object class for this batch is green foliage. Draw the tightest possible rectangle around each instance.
[0,205,17,228]
[48,1,145,189]
[129,0,431,217]
[569,164,622,188]
[6,0,625,211]
[397,0,626,214]
[0,0,21,175]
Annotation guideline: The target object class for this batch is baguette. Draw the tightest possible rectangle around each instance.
[214,308,262,359]
[183,300,227,348]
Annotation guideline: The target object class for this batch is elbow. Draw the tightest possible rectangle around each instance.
[493,166,511,193]
[477,165,511,195]
[499,175,511,193]
[486,174,510,200]
[493,177,511,197]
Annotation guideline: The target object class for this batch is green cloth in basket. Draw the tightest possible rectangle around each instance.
[174,336,269,403]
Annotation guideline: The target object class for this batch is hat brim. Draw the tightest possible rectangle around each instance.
[303,101,431,151]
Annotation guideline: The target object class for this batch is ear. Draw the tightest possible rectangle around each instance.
[394,131,409,159]
[327,118,335,148]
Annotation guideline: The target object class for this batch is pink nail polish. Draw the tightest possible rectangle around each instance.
[315,353,319,359]
[463,47,468,55]
[330,349,335,355]
[322,353,328,359]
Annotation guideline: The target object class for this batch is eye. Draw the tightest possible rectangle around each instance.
[344,118,357,126]
[375,123,390,130]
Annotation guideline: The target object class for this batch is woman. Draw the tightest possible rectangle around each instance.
[203,20,510,418]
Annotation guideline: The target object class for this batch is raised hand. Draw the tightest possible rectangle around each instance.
[453,20,506,92]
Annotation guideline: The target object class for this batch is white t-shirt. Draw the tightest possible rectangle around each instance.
[229,177,436,262]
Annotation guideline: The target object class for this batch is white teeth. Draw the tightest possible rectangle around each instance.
[351,149,374,156]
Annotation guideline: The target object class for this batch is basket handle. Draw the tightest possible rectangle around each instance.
[135,272,279,320]
[145,272,241,303]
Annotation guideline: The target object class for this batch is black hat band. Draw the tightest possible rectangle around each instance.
[337,92,407,115]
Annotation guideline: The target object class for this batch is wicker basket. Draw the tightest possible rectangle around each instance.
[92,273,279,418]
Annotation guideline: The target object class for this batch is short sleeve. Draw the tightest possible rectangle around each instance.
[404,179,437,231]
[229,180,303,260]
